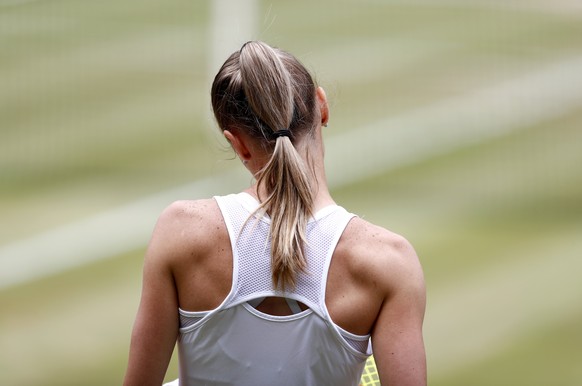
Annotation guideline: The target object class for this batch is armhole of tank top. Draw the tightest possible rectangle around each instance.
[179,309,208,329]
[319,208,357,303]
[177,196,240,333]
[213,195,239,302]
[318,209,370,356]
[335,324,371,354]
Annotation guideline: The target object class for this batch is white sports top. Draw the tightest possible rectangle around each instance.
[176,193,371,386]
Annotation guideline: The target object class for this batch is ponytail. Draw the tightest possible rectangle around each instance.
[255,135,314,290]
[212,41,318,290]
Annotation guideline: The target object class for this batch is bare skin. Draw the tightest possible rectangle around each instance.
[124,88,426,386]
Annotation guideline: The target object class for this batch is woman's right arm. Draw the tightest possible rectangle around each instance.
[370,234,427,386]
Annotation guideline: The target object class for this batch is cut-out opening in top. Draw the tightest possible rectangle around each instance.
[247,296,308,316]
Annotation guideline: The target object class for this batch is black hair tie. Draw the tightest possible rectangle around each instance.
[274,129,292,139]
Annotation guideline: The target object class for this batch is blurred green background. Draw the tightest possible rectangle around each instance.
[1,1,581,385]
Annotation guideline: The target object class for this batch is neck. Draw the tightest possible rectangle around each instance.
[245,145,335,213]
[245,186,334,213]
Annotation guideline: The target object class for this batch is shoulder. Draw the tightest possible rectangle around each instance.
[338,217,424,296]
[156,198,222,229]
[146,198,224,264]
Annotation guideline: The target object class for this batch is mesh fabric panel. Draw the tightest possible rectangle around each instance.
[220,194,342,307]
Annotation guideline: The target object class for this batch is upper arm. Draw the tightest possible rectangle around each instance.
[123,203,186,386]
[371,235,427,386]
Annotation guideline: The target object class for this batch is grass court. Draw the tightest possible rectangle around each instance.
[1,1,582,385]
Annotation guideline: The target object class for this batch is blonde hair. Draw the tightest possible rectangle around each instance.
[211,41,318,290]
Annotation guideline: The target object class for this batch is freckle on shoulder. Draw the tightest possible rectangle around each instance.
[166,199,215,215]
[158,199,220,227]
[348,217,414,257]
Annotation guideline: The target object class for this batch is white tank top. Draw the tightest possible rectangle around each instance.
[176,193,371,386]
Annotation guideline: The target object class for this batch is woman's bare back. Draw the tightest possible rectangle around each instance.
[167,198,421,338]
